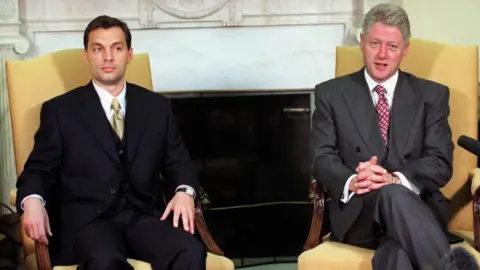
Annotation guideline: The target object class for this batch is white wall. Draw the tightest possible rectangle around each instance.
[403,0,480,46]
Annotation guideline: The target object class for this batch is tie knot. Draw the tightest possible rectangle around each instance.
[111,98,121,110]
[374,85,386,95]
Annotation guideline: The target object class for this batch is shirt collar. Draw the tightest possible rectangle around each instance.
[364,68,399,95]
[92,80,127,110]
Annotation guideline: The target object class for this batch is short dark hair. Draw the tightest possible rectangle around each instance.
[83,15,132,50]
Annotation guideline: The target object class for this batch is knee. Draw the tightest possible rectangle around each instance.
[377,184,414,202]
[183,238,207,262]
[84,252,129,270]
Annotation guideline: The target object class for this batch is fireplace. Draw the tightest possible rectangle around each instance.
[167,90,313,266]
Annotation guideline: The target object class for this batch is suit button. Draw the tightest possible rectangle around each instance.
[355,147,361,152]
[405,154,411,159]
[118,150,123,155]
[110,189,116,195]
[341,194,344,199]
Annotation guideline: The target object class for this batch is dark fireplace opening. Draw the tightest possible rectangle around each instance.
[169,91,313,266]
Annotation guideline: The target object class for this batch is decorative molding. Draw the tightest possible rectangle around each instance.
[17,0,396,45]
[153,0,230,19]
[0,0,17,21]
[0,35,30,53]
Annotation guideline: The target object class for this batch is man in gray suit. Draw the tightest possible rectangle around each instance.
[310,3,471,270]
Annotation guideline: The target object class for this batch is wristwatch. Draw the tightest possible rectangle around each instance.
[392,175,401,184]
[177,186,195,198]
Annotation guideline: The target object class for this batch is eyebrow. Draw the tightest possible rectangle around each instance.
[91,41,125,47]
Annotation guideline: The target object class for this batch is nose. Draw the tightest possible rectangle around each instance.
[103,50,113,62]
[376,44,388,59]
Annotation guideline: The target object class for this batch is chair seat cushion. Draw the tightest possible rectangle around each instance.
[25,252,234,270]
[298,230,480,270]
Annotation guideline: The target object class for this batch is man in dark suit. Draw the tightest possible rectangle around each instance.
[16,15,206,270]
[310,3,474,270]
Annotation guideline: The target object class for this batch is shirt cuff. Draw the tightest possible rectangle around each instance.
[393,171,420,195]
[21,194,45,210]
[175,185,196,199]
[341,174,356,203]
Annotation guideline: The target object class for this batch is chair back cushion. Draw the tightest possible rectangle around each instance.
[6,48,153,179]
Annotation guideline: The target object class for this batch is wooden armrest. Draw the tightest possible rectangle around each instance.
[194,188,224,256]
[303,179,325,250]
[469,168,480,251]
[470,168,480,196]
[35,242,52,270]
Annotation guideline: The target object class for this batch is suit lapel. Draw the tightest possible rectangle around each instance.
[342,68,387,159]
[78,81,120,164]
[124,83,151,165]
[388,71,420,158]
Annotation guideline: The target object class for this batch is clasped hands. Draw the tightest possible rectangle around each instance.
[349,156,396,195]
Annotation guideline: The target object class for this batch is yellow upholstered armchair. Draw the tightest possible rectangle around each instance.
[299,39,480,269]
[6,49,234,270]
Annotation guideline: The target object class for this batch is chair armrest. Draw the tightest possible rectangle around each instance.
[469,168,480,252]
[12,187,51,269]
[194,188,224,256]
[12,188,39,263]
[470,168,480,196]
[303,179,325,251]
[35,242,52,270]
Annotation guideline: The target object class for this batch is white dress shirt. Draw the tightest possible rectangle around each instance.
[340,69,420,203]
[21,80,194,209]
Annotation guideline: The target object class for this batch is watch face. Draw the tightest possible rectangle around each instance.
[186,189,194,196]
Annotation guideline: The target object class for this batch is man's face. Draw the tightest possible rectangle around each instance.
[360,22,409,83]
[84,26,132,86]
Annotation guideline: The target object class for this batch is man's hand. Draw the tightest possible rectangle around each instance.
[349,156,390,195]
[22,198,52,244]
[160,192,195,234]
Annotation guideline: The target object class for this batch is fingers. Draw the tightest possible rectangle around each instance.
[173,208,180,228]
[356,156,377,172]
[25,221,48,244]
[369,173,387,183]
[44,209,53,237]
[355,188,370,195]
[369,182,388,191]
[355,179,371,189]
[24,215,50,244]
[189,208,195,234]
[356,169,373,181]
[160,203,172,220]
[369,165,387,175]
[181,208,189,232]
[356,162,369,173]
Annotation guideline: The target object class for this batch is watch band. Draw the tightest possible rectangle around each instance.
[176,187,195,198]
[392,175,401,184]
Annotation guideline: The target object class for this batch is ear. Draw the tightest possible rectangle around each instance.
[83,49,88,64]
[359,33,366,47]
[403,41,410,58]
[127,47,133,64]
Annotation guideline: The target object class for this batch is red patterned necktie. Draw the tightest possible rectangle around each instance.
[374,85,390,145]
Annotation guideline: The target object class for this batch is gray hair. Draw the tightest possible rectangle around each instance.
[361,3,411,43]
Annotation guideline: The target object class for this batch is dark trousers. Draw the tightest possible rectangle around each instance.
[342,184,450,270]
[72,198,206,270]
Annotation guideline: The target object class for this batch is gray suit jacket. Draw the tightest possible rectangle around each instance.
[310,68,458,242]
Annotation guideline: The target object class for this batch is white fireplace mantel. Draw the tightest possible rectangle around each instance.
[18,0,388,40]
